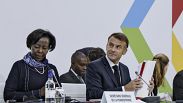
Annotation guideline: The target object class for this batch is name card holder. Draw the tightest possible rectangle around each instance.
[101,91,136,103]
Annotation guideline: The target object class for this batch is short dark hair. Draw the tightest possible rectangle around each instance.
[108,32,129,48]
[77,47,95,56]
[26,29,56,52]
[71,51,86,65]
[88,47,106,61]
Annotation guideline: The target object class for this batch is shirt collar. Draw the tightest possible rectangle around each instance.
[106,55,119,67]
[70,68,78,77]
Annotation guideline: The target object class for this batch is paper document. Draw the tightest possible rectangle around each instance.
[135,60,156,98]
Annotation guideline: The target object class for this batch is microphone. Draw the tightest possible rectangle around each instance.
[135,71,150,88]
[51,69,61,87]
[47,65,61,87]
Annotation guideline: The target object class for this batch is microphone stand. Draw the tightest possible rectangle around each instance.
[47,65,61,87]
[135,71,150,88]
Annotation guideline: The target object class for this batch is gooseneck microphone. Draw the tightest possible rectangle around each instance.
[51,69,61,87]
[47,65,61,87]
[135,71,150,88]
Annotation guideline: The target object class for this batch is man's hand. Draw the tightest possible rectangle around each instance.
[124,78,143,91]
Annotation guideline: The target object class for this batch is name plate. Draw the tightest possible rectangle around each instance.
[101,91,136,103]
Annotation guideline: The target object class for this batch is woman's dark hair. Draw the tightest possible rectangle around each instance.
[108,32,129,48]
[26,29,56,52]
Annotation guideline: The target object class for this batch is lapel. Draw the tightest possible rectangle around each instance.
[69,70,82,83]
[102,57,118,87]
[82,74,86,82]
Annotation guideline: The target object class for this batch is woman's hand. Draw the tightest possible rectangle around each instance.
[40,86,45,96]
[148,77,154,96]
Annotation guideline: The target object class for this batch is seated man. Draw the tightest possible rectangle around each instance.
[173,70,183,101]
[60,51,88,83]
[86,32,154,100]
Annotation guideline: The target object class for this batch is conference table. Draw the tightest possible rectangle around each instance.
[5,99,180,103]
[5,97,181,103]
[16,101,100,103]
[6,99,101,103]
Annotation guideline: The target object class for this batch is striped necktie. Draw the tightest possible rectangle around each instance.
[78,76,85,84]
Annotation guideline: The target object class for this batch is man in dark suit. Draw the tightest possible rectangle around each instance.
[173,70,183,101]
[60,51,88,83]
[86,33,146,100]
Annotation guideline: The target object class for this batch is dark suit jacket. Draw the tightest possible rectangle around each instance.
[173,70,183,101]
[86,56,131,100]
[60,70,85,84]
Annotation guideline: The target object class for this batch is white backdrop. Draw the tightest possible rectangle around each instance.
[0,0,134,81]
[0,0,175,92]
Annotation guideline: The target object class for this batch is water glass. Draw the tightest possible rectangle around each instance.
[55,87,65,103]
